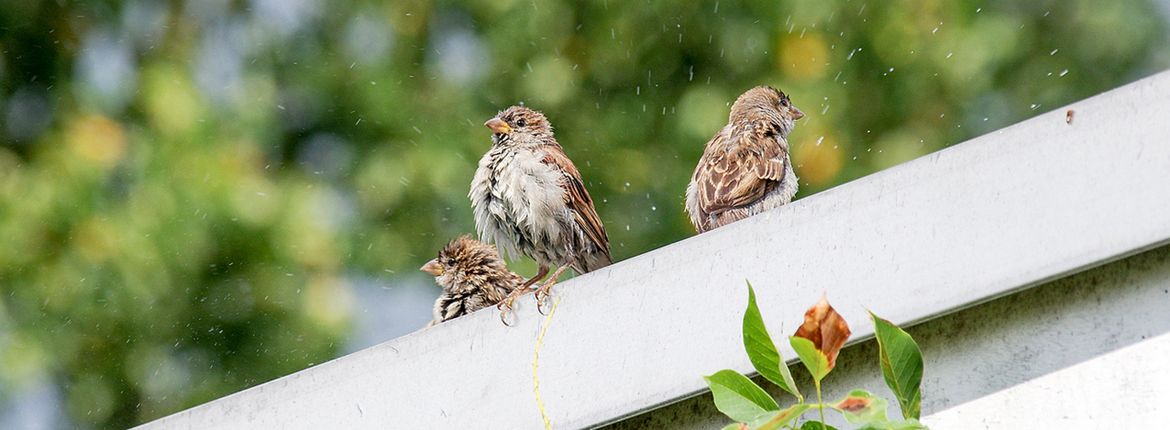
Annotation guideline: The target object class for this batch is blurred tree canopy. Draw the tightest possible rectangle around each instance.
[0,0,1166,427]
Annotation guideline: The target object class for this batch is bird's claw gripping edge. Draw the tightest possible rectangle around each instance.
[497,288,528,326]
[534,282,554,315]
[535,264,570,315]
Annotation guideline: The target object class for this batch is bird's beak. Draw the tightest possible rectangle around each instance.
[484,118,512,134]
[791,107,805,120]
[420,259,444,276]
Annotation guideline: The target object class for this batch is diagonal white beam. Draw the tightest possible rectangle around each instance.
[137,71,1170,429]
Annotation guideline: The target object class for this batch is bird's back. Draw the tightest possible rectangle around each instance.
[686,125,798,232]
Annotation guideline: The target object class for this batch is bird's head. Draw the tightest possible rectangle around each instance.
[421,236,511,294]
[729,86,804,138]
[483,105,553,146]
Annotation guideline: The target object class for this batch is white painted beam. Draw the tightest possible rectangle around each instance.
[924,332,1170,429]
[136,71,1170,429]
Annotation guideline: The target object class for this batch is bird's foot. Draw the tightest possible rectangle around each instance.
[534,264,571,315]
[534,280,557,315]
[497,287,529,326]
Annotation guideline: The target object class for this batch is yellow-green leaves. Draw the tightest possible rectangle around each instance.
[704,369,780,422]
[832,390,928,430]
[751,404,812,430]
[744,283,802,401]
[789,336,832,382]
[871,313,924,419]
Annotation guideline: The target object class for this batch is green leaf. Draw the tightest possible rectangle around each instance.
[704,369,780,422]
[800,421,840,430]
[750,404,812,430]
[743,282,802,401]
[831,389,889,425]
[789,336,831,382]
[870,313,924,419]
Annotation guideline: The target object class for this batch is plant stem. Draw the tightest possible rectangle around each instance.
[814,379,825,430]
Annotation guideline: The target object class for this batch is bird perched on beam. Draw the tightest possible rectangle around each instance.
[470,106,612,315]
[421,236,523,325]
[686,86,804,233]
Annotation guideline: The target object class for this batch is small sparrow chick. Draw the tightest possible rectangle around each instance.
[686,86,804,233]
[422,236,523,325]
[471,106,612,313]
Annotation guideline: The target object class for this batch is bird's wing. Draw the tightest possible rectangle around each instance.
[694,124,788,216]
[541,145,612,261]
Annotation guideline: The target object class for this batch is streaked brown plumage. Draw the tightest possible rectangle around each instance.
[421,236,523,325]
[685,86,804,233]
[470,106,611,313]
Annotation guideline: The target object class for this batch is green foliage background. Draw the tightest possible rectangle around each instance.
[0,0,1166,427]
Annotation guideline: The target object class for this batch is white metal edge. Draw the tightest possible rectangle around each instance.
[137,71,1170,429]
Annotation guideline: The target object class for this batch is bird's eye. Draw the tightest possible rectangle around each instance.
[516,118,527,128]
[780,99,789,107]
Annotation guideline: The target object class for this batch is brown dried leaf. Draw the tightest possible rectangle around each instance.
[793,296,852,370]
[835,395,871,413]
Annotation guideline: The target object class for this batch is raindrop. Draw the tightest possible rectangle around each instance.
[1049,49,1059,56]
[1029,104,1040,110]
[815,136,825,146]
[1059,69,1069,77]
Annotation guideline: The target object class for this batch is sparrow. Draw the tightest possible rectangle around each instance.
[685,86,804,233]
[470,105,612,313]
[421,235,524,325]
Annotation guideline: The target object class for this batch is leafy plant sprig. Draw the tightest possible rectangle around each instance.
[704,282,928,430]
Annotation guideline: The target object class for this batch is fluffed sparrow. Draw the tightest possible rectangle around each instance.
[470,106,612,314]
[421,236,523,325]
